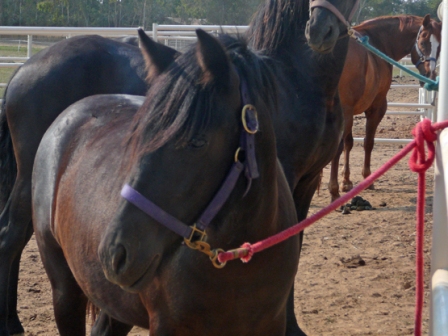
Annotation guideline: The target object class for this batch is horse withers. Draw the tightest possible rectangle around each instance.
[328,15,439,202]
[32,30,301,335]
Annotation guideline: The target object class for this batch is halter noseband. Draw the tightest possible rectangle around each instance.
[121,72,259,269]
[309,0,360,29]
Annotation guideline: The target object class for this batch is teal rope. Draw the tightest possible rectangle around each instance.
[351,34,439,91]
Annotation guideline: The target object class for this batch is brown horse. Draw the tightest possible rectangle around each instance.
[328,15,436,201]
[411,14,442,82]
[33,29,301,336]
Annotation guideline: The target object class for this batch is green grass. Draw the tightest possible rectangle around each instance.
[0,44,46,96]
[0,44,45,57]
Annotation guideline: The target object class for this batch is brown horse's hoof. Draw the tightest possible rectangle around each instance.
[367,183,375,190]
[341,181,353,192]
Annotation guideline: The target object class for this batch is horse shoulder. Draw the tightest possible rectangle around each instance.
[339,41,369,109]
[33,94,144,238]
[276,159,298,228]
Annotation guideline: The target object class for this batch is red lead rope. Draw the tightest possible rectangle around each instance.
[218,118,448,336]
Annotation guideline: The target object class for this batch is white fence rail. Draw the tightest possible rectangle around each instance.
[0,25,437,143]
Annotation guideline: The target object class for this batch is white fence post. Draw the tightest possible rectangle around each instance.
[152,23,158,41]
[431,0,448,334]
[27,35,32,58]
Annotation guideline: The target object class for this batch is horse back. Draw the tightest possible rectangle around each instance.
[32,94,144,238]
[6,35,147,108]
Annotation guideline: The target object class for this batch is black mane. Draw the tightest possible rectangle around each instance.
[129,35,278,155]
[247,0,309,54]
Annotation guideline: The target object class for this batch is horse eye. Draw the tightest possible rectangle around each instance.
[188,137,207,148]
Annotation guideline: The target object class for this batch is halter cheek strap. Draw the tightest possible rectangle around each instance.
[414,26,438,69]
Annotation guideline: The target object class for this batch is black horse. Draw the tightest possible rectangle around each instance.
[247,0,358,334]
[1,0,357,333]
[33,29,301,335]
[0,33,178,336]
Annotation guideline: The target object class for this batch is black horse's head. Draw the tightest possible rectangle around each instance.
[98,30,279,291]
[306,0,360,53]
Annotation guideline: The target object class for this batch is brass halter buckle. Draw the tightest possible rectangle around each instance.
[184,224,226,269]
[241,104,258,134]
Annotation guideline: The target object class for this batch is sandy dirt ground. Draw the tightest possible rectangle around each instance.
[17,76,436,335]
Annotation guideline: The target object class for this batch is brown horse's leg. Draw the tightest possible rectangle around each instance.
[341,115,354,192]
[363,99,388,189]
[328,138,344,202]
[91,312,133,336]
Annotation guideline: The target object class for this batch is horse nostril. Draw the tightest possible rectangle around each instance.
[111,244,127,275]
[324,26,333,41]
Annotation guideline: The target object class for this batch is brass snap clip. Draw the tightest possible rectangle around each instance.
[184,224,226,269]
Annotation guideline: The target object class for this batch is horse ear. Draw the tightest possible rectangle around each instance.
[137,28,180,83]
[423,14,431,27]
[195,29,232,88]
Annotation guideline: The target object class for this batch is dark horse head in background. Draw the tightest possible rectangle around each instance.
[411,14,442,83]
[32,29,301,335]
[306,0,360,53]
[247,0,359,334]
[0,33,178,335]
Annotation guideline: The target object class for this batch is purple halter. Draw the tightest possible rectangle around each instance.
[121,74,259,268]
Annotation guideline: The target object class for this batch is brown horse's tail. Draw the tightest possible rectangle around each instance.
[0,83,17,212]
[86,301,100,326]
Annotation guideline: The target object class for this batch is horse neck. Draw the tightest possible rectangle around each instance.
[316,36,350,97]
[247,0,309,53]
[356,17,423,61]
[237,111,282,237]
[207,136,282,246]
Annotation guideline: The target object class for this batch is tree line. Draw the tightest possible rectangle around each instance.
[0,0,442,29]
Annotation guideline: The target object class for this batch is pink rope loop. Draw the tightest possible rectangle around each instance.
[214,119,448,336]
[409,118,437,173]
[240,243,254,263]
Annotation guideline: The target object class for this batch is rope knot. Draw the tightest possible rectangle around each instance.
[240,243,254,263]
[423,77,439,91]
[409,118,437,173]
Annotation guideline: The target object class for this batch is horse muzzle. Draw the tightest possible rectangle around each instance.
[305,8,340,54]
[98,234,160,292]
